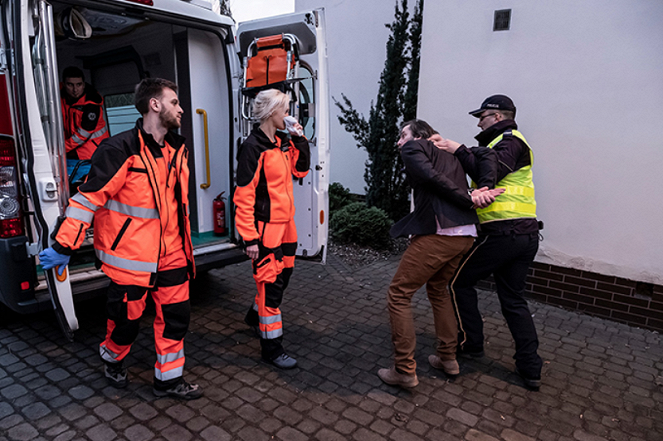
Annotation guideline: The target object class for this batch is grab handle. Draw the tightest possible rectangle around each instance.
[197,109,211,189]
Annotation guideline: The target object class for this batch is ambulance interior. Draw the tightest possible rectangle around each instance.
[41,3,235,267]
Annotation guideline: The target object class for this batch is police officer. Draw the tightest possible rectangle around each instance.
[434,95,543,390]
[40,78,202,400]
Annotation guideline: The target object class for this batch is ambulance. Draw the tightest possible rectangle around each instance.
[0,0,329,338]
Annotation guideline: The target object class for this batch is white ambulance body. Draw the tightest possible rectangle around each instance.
[0,0,329,338]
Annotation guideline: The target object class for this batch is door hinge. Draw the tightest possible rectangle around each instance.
[26,242,41,257]
[0,48,7,71]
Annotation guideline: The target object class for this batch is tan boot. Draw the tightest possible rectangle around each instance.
[428,355,460,376]
[377,366,419,388]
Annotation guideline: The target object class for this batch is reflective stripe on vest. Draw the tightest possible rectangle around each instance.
[95,249,158,273]
[78,126,108,140]
[475,129,537,223]
[105,200,160,219]
[71,133,86,146]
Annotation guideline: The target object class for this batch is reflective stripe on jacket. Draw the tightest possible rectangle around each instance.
[475,129,536,223]
[234,127,310,246]
[54,119,194,287]
[61,84,110,160]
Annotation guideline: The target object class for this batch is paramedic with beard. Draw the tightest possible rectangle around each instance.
[40,78,202,400]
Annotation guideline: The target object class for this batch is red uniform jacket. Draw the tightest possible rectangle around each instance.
[61,84,109,160]
[53,120,194,287]
[234,127,310,246]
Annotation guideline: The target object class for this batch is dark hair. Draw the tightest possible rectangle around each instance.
[134,78,178,115]
[62,66,84,81]
[401,119,438,139]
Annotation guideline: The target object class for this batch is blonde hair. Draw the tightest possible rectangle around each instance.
[252,89,290,122]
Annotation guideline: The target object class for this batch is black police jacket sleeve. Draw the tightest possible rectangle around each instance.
[453,145,499,189]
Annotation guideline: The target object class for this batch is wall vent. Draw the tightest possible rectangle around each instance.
[494,9,511,31]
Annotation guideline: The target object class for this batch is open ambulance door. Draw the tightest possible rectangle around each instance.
[236,9,330,262]
[11,0,77,339]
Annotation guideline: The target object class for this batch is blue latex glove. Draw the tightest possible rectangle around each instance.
[39,247,70,276]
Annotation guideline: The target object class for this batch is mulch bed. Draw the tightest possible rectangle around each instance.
[327,237,408,269]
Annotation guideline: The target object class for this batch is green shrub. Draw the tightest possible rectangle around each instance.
[329,182,353,214]
[330,202,393,250]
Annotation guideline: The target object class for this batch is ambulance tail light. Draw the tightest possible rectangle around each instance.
[0,138,24,238]
[126,0,153,5]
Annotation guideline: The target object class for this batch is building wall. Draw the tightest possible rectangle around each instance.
[417,0,663,286]
[295,0,404,194]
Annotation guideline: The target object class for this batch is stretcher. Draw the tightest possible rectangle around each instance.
[241,33,301,120]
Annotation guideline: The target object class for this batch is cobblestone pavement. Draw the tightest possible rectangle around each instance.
[1,254,662,441]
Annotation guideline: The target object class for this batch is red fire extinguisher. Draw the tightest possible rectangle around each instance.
[213,192,227,235]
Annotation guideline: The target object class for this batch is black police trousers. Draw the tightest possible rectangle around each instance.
[450,232,543,379]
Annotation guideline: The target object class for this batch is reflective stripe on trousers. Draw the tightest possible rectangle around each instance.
[99,250,190,383]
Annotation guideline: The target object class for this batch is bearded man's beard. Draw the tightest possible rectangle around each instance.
[159,108,181,130]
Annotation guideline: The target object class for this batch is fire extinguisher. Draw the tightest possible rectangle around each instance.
[213,192,226,235]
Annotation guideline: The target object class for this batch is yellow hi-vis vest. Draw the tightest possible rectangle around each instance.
[475,129,537,224]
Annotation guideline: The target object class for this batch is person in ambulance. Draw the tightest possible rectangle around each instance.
[39,78,202,400]
[234,89,310,370]
[60,66,109,182]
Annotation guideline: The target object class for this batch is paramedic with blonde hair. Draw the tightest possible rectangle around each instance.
[234,89,310,369]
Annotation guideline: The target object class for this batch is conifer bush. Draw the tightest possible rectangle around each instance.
[330,202,393,250]
[329,182,353,215]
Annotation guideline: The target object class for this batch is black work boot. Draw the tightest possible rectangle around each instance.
[104,362,128,388]
[153,379,203,400]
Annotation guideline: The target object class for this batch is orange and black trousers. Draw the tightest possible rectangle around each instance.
[99,250,190,390]
[244,219,297,360]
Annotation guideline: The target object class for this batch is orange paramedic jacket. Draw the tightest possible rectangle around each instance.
[52,119,194,287]
[234,127,310,246]
[61,84,109,160]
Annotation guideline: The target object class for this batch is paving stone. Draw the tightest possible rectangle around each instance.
[124,424,155,441]
[352,427,387,441]
[237,425,269,441]
[129,403,159,421]
[0,414,24,430]
[447,407,479,427]
[1,384,27,400]
[85,424,117,441]
[93,402,123,421]
[296,418,321,434]
[7,422,39,441]
[572,429,609,441]
[0,402,14,419]
[501,428,536,441]
[162,424,193,441]
[276,426,308,441]
[315,428,346,441]
[69,385,95,400]
[200,425,232,441]
[21,402,50,420]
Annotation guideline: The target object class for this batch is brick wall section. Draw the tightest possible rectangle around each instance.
[476,262,663,332]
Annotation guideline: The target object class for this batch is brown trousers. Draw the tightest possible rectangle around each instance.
[387,234,474,375]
